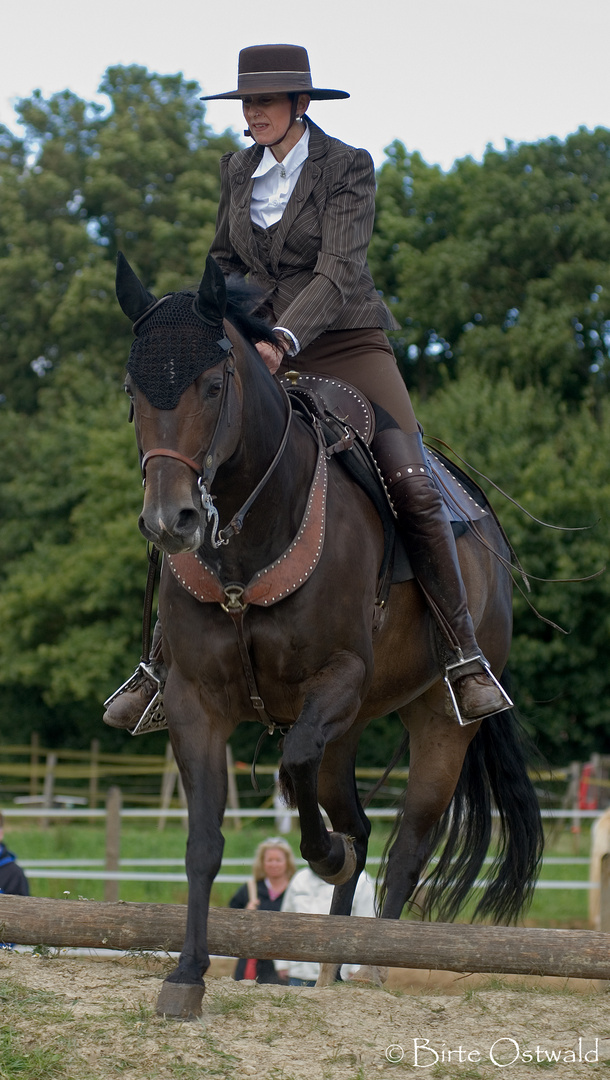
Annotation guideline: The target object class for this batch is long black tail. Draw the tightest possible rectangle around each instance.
[379,687,544,924]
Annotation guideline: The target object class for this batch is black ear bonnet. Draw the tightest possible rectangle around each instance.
[127,292,231,410]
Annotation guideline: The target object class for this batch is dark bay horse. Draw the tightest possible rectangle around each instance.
[116,253,542,1015]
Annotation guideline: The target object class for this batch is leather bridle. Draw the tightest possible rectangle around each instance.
[139,349,294,548]
[141,349,237,485]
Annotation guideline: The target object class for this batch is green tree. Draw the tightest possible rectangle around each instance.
[0,67,239,413]
[370,129,610,405]
[1,71,608,765]
[0,67,239,747]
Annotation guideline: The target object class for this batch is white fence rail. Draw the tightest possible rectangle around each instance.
[4,807,605,899]
[17,854,596,889]
[3,806,607,820]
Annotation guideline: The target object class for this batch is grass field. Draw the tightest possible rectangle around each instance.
[2,819,593,928]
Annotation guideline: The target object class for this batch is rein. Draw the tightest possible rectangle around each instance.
[140,351,294,549]
[208,377,293,546]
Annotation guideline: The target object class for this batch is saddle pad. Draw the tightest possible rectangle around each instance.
[279,371,375,443]
[280,371,487,526]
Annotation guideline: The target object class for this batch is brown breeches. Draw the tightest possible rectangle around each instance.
[278,328,419,435]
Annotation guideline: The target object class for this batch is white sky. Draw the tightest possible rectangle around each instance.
[1,0,608,170]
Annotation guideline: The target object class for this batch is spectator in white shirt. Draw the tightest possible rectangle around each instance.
[274,866,376,986]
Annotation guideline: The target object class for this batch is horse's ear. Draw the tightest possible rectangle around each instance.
[116,251,157,322]
[194,255,227,325]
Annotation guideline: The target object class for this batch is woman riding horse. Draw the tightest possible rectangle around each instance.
[104,43,509,730]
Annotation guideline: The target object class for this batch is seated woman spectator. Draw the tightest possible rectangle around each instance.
[274,865,376,985]
[229,837,295,983]
[0,811,29,896]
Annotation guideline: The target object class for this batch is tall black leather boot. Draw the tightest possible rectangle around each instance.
[372,428,511,723]
[103,619,165,730]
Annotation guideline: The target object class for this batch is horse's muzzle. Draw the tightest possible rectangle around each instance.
[138,506,204,554]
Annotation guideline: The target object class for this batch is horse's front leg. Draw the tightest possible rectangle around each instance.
[280,651,368,885]
[156,680,231,1018]
[314,732,377,987]
[317,733,371,907]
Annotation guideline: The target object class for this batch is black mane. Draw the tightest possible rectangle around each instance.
[224,274,279,349]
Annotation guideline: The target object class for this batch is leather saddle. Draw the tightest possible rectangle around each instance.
[279,371,489,585]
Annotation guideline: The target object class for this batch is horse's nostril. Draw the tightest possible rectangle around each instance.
[175,508,200,536]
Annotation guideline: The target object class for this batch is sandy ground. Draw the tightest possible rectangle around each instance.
[1,951,610,1079]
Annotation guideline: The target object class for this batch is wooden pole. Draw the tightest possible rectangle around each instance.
[590,752,601,820]
[158,743,177,831]
[589,806,610,929]
[89,738,100,822]
[567,760,581,853]
[104,787,122,903]
[177,773,188,832]
[40,753,57,829]
[2,897,610,980]
[29,732,39,797]
[601,853,610,933]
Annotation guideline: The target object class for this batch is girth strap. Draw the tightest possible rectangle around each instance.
[226,607,276,728]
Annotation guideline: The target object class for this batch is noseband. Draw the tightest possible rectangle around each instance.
[141,446,205,476]
[140,350,293,548]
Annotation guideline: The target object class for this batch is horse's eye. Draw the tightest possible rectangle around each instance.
[207,381,223,398]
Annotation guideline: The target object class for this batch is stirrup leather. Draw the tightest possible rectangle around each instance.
[444,654,513,727]
[103,661,168,736]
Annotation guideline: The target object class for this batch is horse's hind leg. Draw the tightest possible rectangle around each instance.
[380,691,480,920]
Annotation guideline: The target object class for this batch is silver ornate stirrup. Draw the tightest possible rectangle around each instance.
[103,661,168,736]
[444,654,513,727]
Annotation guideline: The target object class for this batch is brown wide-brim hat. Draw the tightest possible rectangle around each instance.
[201,44,349,101]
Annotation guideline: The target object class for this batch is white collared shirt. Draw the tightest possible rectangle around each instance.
[250,124,310,229]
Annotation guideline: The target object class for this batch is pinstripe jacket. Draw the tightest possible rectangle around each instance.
[209,120,399,351]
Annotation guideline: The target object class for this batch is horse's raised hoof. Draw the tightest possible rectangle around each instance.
[310,832,357,885]
[156,980,204,1019]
